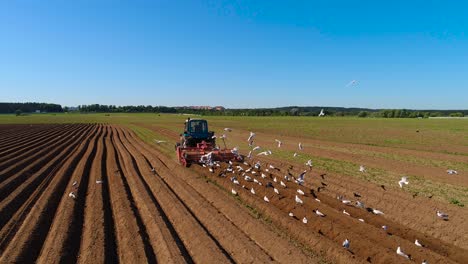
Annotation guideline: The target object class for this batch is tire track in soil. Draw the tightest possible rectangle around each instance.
[0,125,97,263]
[37,125,103,263]
[0,125,93,250]
[112,127,190,264]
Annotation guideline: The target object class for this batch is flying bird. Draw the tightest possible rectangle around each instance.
[275,139,282,148]
[318,109,325,117]
[298,142,303,151]
[252,146,261,151]
[257,150,272,156]
[398,176,409,188]
[247,131,256,142]
[359,165,366,172]
[246,151,252,159]
[305,159,313,167]
[346,80,358,87]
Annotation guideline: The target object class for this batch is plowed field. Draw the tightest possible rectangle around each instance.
[1,124,466,263]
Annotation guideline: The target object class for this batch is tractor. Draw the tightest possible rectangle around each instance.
[175,118,241,166]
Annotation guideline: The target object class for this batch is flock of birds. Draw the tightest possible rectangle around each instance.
[196,127,457,263]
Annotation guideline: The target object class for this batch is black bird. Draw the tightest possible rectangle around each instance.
[317,186,325,192]
[266,182,273,188]
[380,185,386,191]
[321,182,327,187]
[318,230,324,236]
[412,192,418,198]
[353,192,361,198]
[310,189,317,198]
[366,256,372,263]
[320,173,326,179]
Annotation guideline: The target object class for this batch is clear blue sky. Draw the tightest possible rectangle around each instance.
[1,0,467,109]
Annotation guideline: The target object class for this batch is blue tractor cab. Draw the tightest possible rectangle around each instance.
[180,118,215,147]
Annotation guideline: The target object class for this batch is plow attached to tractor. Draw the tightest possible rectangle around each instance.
[175,118,242,166]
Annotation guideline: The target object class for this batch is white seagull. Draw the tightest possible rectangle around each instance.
[436,210,449,220]
[314,209,325,217]
[305,159,313,167]
[302,217,308,224]
[298,142,304,150]
[398,176,409,188]
[372,209,384,215]
[257,150,272,156]
[252,146,261,151]
[359,165,366,172]
[295,195,303,204]
[69,192,76,199]
[275,139,282,148]
[447,169,458,175]
[224,128,232,132]
[231,189,237,195]
[289,212,294,217]
[154,140,166,144]
[415,239,423,247]
[247,131,256,142]
[343,210,350,216]
[280,181,287,188]
[274,188,280,195]
[396,246,410,259]
[250,188,256,195]
[264,196,270,203]
[297,189,305,195]
[318,109,325,117]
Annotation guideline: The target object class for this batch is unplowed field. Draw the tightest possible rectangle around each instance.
[1,124,466,263]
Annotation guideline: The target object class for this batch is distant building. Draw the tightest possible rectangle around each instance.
[35,110,41,113]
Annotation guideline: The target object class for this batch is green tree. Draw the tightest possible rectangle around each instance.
[357,111,368,117]
[15,109,22,116]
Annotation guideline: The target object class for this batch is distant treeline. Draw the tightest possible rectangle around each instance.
[77,104,467,118]
[0,102,63,113]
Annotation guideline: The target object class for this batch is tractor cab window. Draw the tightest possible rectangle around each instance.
[189,120,208,133]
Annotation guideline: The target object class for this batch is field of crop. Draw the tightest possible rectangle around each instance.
[0,113,467,263]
